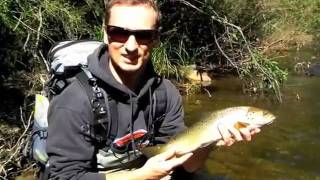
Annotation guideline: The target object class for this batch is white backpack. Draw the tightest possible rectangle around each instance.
[29,40,104,165]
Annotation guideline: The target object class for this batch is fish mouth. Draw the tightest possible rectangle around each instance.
[263,110,276,121]
[265,119,274,125]
[264,113,276,125]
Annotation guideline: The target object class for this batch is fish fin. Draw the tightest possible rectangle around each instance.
[141,145,165,158]
[234,121,250,130]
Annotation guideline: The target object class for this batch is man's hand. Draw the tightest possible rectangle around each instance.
[138,149,193,180]
[216,123,261,146]
[105,150,193,180]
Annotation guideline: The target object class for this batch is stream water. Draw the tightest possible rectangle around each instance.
[183,46,320,180]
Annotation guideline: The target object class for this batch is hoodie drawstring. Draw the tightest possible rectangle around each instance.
[148,87,154,144]
[128,88,153,158]
[129,93,141,158]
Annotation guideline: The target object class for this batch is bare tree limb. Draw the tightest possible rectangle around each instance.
[12,16,54,43]
[23,33,30,51]
[35,6,43,48]
[214,34,240,73]
[0,112,33,178]
[39,50,50,72]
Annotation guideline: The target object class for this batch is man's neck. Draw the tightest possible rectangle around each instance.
[108,60,144,92]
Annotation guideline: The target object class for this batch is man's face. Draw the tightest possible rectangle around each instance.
[105,5,158,74]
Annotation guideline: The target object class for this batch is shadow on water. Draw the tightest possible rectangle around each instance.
[183,47,320,180]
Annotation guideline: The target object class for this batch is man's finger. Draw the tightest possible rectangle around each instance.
[154,149,176,161]
[239,127,251,141]
[246,125,260,131]
[160,175,172,180]
[250,127,261,134]
[167,152,193,168]
[216,140,226,146]
[228,126,243,141]
[217,123,237,146]
[217,122,232,141]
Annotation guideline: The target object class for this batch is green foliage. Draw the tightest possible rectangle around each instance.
[152,37,197,80]
[1,0,316,101]
[0,0,104,90]
[185,83,202,95]
[259,0,320,35]
[0,0,13,28]
[12,0,104,40]
[240,51,288,102]
[158,0,319,101]
[152,41,182,80]
[284,0,320,32]
[0,1,105,177]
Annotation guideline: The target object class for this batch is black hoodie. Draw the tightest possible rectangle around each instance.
[46,44,186,180]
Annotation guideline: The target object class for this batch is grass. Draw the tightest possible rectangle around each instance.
[151,41,181,80]
[239,51,288,102]
[151,39,204,95]
[152,39,195,81]
[260,0,320,36]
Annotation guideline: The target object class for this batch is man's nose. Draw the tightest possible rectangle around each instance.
[124,35,138,52]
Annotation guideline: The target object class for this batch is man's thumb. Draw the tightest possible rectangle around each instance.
[155,149,176,161]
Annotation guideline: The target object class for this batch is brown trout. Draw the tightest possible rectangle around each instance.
[142,106,275,157]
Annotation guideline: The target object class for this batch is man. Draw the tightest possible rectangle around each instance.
[46,0,260,179]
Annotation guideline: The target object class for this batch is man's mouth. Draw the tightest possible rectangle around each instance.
[122,54,139,62]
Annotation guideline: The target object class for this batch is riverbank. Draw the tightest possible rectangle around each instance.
[260,0,319,53]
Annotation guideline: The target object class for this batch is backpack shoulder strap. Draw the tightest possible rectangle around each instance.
[152,77,167,122]
[76,68,111,143]
[104,94,118,147]
[147,77,167,145]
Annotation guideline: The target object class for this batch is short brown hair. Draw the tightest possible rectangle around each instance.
[104,0,161,29]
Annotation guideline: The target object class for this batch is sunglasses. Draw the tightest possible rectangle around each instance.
[106,25,158,44]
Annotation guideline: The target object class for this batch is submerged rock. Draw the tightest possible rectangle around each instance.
[306,63,320,76]
[294,61,320,76]
[181,65,214,85]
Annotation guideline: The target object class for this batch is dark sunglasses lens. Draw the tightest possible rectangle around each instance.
[134,31,156,44]
[107,26,157,44]
[107,26,130,43]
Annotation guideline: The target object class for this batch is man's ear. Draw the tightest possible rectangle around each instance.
[103,29,109,44]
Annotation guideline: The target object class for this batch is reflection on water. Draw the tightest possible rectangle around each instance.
[183,75,320,180]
